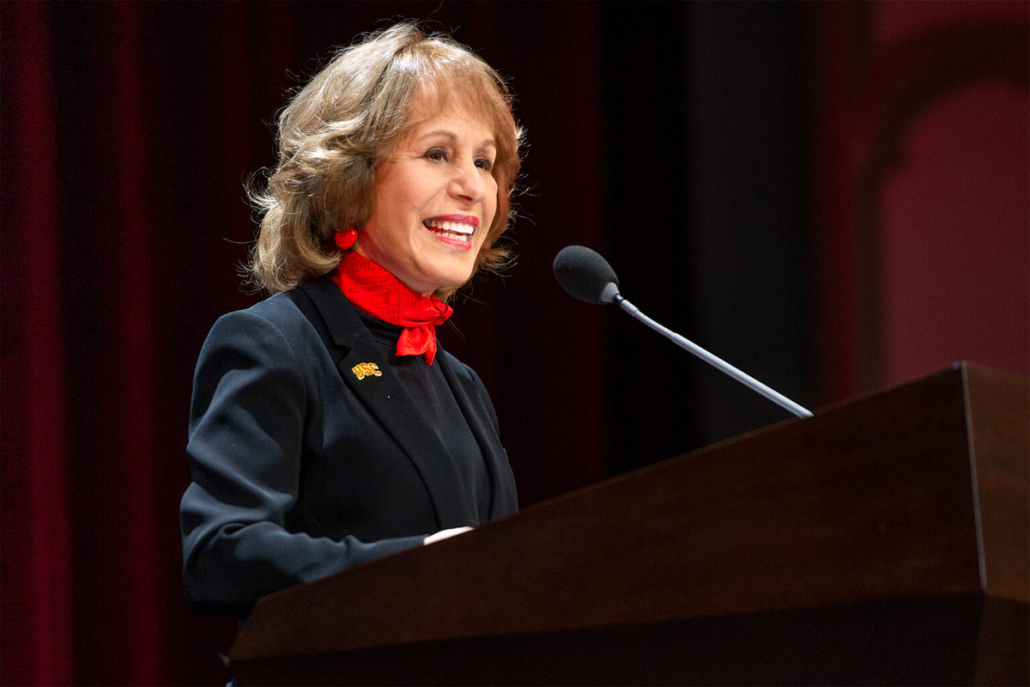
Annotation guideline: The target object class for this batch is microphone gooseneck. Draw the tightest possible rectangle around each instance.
[553,245,813,419]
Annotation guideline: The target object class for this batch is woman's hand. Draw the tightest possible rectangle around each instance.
[423,526,473,545]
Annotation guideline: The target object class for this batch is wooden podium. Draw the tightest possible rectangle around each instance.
[229,363,1029,685]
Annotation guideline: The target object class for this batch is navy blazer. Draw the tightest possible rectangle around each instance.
[180,278,518,617]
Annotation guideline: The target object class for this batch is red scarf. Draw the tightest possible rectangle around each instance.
[332,251,453,365]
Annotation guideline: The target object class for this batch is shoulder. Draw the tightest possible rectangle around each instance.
[235,289,310,329]
[205,292,296,343]
[437,348,479,384]
[199,289,331,366]
[437,348,501,432]
[437,348,492,403]
[208,282,351,340]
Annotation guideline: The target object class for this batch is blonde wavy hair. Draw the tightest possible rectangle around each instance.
[248,22,524,299]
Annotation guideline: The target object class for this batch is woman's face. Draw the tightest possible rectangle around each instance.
[356,88,498,296]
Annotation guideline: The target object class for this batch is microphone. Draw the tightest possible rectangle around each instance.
[552,245,621,305]
[552,245,813,418]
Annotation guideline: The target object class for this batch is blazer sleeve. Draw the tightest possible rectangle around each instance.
[180,309,424,617]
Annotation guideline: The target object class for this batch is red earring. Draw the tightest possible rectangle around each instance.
[334,227,358,250]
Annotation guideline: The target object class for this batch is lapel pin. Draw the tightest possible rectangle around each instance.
[351,362,382,380]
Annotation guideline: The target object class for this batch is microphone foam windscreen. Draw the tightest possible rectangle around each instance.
[553,245,620,304]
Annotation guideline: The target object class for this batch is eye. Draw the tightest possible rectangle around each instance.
[475,156,494,172]
[425,147,448,162]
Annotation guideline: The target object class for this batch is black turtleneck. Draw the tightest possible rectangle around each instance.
[358,312,493,521]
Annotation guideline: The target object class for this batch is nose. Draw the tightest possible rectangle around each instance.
[448,160,486,204]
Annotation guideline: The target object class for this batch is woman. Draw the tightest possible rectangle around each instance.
[180,23,522,618]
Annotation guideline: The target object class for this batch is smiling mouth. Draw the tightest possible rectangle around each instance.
[423,217,478,247]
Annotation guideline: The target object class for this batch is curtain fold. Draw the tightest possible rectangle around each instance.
[1,3,74,685]
[110,5,164,682]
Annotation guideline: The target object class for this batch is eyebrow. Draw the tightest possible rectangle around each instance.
[416,129,496,150]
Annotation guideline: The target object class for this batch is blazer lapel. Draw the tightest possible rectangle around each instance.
[437,353,519,519]
[300,279,476,529]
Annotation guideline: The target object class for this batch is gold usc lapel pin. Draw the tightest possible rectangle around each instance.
[351,362,382,380]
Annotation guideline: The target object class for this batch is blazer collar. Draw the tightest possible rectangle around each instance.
[301,277,367,349]
[300,278,478,529]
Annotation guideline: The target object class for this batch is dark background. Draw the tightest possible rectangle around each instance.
[3,2,1026,685]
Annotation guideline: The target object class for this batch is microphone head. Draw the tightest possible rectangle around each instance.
[553,245,621,304]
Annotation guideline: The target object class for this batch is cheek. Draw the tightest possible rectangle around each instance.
[485,179,500,222]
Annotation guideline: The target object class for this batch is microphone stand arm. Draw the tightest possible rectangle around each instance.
[613,294,813,418]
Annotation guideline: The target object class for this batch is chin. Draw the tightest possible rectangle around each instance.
[431,275,471,294]
[430,262,476,291]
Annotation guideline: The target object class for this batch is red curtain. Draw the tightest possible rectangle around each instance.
[5,2,1025,685]
[3,3,73,685]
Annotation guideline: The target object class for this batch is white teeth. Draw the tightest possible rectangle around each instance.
[425,219,474,235]
[438,231,469,242]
